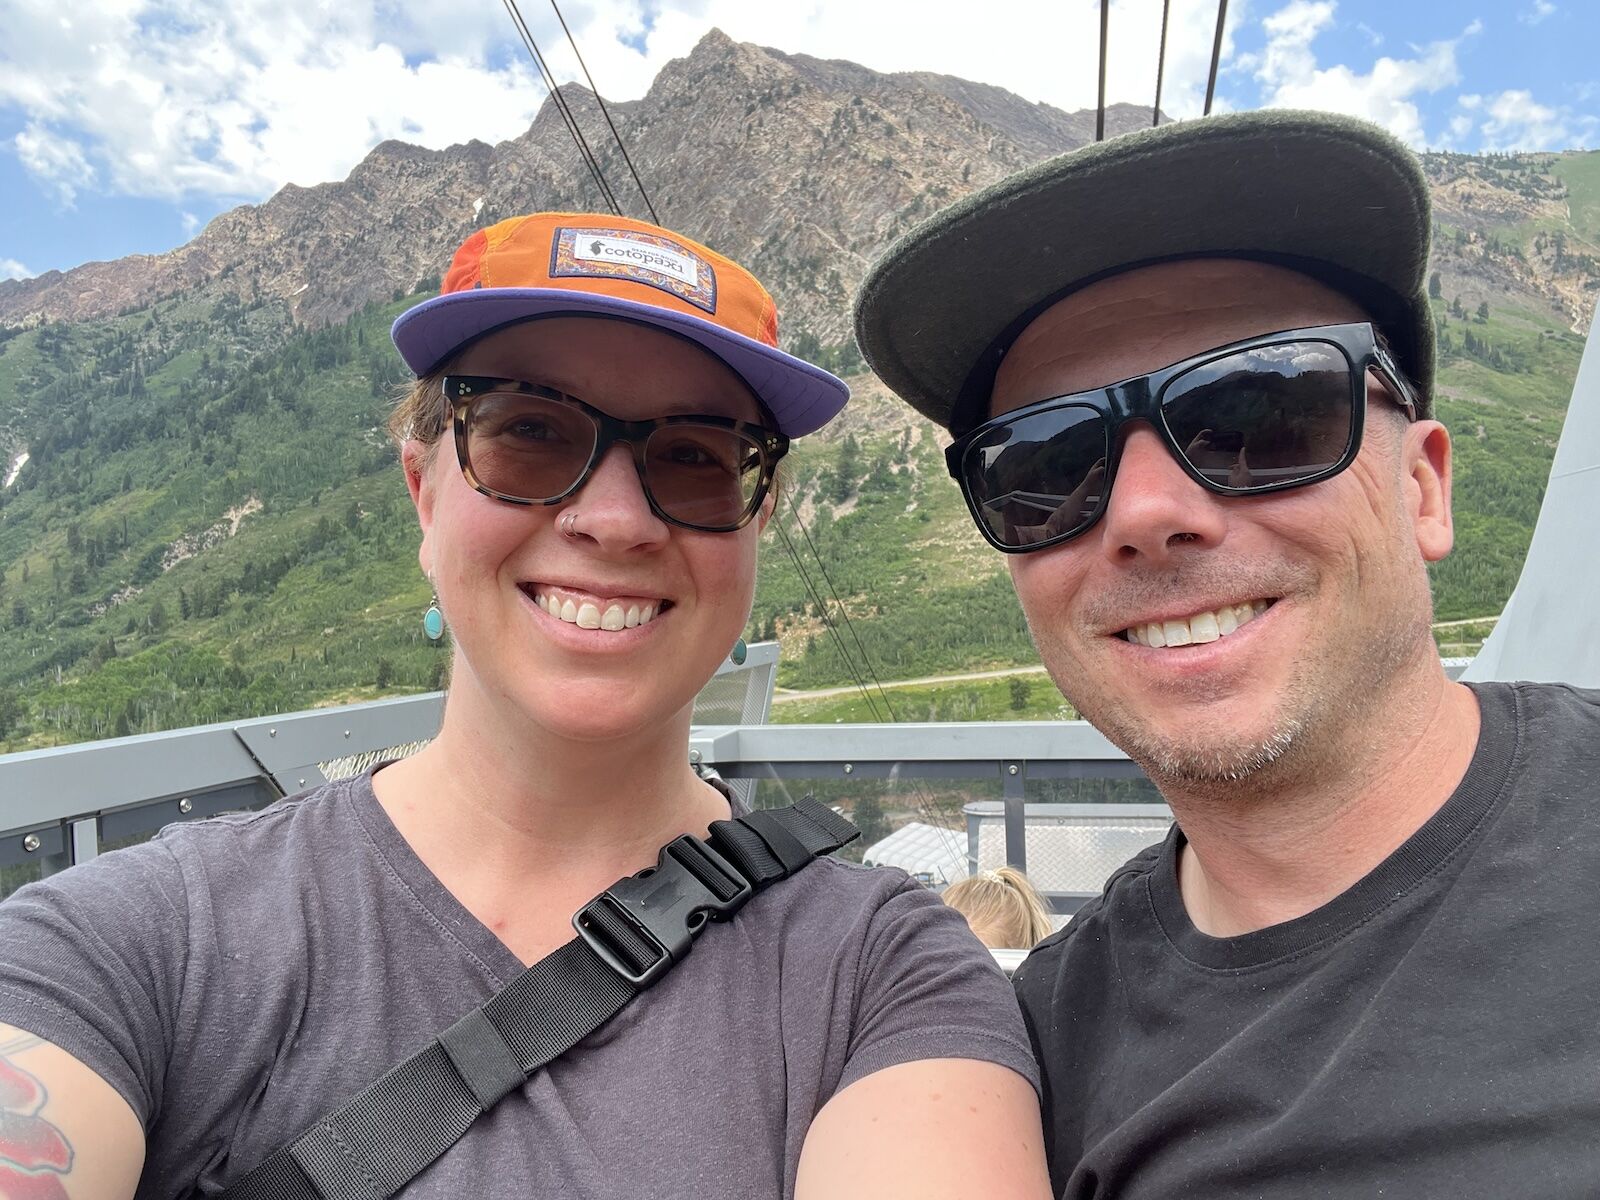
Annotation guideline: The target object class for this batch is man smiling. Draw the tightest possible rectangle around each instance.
[855,110,1600,1197]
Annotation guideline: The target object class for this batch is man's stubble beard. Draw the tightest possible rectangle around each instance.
[1035,567,1435,801]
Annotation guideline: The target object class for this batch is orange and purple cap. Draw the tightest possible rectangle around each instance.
[392,212,849,437]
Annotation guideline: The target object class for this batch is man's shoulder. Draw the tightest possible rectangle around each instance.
[1014,838,1166,992]
[1479,680,1600,778]
[1501,679,1600,725]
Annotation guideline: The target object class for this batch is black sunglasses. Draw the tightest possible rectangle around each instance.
[442,376,789,533]
[945,323,1420,554]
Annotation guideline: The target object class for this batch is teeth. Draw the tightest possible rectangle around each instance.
[1127,600,1272,649]
[534,589,665,632]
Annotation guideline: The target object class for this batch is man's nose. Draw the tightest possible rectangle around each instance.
[1095,425,1228,564]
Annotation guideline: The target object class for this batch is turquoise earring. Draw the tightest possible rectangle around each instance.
[729,637,747,666]
[423,594,445,642]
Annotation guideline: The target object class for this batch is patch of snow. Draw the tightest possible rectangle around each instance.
[4,450,27,489]
[473,196,486,218]
[291,283,309,297]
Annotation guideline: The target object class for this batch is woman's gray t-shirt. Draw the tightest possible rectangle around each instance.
[0,772,1038,1198]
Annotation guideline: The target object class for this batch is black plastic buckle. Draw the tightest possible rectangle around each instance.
[573,836,754,987]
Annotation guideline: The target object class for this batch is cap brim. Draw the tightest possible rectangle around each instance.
[854,109,1434,431]
[392,289,849,438]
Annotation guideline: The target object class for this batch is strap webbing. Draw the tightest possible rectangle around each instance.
[222,798,856,1200]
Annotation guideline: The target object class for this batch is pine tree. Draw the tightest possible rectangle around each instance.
[852,794,890,846]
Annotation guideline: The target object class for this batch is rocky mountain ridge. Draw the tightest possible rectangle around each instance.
[0,30,1162,346]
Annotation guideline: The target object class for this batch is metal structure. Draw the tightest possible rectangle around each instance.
[0,644,781,900]
[1466,319,1600,687]
[1,647,1161,911]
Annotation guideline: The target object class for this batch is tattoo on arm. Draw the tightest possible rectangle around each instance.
[0,1036,74,1199]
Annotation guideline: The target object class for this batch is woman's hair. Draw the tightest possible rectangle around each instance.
[941,867,1054,950]
[389,366,450,456]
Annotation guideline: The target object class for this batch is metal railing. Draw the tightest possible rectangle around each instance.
[1,641,1174,911]
[1,644,783,898]
[688,721,1167,912]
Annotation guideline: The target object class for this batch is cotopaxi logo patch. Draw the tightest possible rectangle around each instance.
[550,227,718,313]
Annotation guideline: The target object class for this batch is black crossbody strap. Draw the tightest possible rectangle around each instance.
[221,799,857,1200]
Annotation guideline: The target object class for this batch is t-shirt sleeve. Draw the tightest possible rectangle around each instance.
[0,839,191,1127]
[835,874,1041,1098]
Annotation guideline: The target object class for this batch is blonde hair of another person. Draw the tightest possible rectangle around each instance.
[943,867,1054,950]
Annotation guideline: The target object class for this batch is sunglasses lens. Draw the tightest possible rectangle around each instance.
[465,390,598,501]
[1161,341,1356,491]
[961,405,1109,549]
[645,424,768,530]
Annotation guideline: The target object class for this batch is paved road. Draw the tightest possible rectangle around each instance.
[1431,613,1501,630]
[772,664,1051,704]
[773,614,1499,705]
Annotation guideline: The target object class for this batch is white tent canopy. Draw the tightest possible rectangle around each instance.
[861,821,967,886]
[1466,324,1600,687]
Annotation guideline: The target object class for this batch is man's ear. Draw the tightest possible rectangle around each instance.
[1405,420,1454,562]
[402,440,438,574]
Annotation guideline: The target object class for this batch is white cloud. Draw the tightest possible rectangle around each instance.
[0,0,547,203]
[13,122,96,205]
[1519,1,1556,25]
[1252,0,1477,147]
[1474,88,1598,151]
[0,0,1247,209]
[0,258,34,281]
[180,211,200,235]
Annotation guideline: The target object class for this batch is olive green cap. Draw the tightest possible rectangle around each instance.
[853,108,1435,432]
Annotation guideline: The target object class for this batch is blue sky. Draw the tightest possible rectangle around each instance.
[1,0,1594,283]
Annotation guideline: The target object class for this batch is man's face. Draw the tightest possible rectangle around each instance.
[992,259,1452,785]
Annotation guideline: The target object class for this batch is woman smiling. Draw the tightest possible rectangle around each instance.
[0,213,1048,1200]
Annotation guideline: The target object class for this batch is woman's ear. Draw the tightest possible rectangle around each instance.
[755,489,777,533]
[402,440,435,524]
[1405,420,1454,563]
[403,440,439,575]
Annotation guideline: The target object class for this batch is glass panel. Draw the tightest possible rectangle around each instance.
[731,772,999,881]
[0,827,70,901]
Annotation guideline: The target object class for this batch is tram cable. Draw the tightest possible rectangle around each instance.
[780,493,972,863]
[546,0,661,224]
[1204,0,1230,116]
[784,492,901,725]
[1095,0,1109,142]
[772,514,889,725]
[1153,0,1171,126]
[502,0,624,215]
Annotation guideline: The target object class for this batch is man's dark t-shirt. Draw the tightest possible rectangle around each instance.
[1014,681,1600,1199]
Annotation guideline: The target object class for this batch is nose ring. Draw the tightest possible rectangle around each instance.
[560,511,581,539]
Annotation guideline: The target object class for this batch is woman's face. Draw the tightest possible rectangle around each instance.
[405,316,771,743]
